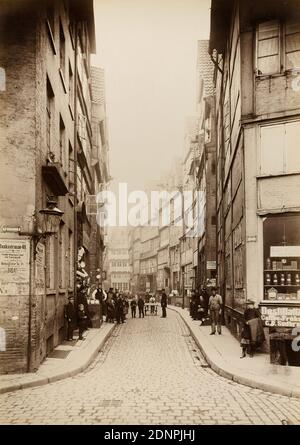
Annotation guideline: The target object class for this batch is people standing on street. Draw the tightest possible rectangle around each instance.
[240,300,265,358]
[95,285,107,321]
[197,291,206,325]
[190,291,196,319]
[201,286,210,317]
[138,295,145,318]
[77,303,88,340]
[194,289,201,320]
[208,287,223,335]
[161,289,167,318]
[116,293,125,324]
[149,294,156,314]
[65,296,75,341]
[130,298,137,318]
[77,284,91,329]
[124,296,129,319]
[106,288,115,323]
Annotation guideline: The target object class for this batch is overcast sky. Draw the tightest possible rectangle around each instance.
[92,0,211,193]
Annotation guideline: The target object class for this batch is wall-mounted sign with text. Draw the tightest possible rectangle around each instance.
[207,261,216,270]
[270,246,300,258]
[0,239,30,295]
[260,303,300,328]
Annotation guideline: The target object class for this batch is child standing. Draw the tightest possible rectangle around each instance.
[77,303,87,340]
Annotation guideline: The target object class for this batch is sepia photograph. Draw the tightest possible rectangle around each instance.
[0,0,300,432]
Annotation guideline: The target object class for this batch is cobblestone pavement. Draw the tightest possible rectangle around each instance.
[1,310,300,425]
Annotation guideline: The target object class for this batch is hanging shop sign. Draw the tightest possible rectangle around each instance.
[260,303,300,328]
[0,239,30,295]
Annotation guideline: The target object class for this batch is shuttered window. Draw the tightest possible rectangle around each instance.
[260,121,300,175]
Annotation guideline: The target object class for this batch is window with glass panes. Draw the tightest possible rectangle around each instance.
[256,19,300,75]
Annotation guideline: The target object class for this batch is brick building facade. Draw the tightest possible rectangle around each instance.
[0,0,108,373]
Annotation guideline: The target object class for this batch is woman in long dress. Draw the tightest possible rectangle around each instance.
[240,300,265,358]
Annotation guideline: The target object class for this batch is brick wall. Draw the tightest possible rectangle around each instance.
[0,6,38,373]
[0,1,77,373]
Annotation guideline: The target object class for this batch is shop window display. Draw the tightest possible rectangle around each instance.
[263,214,300,302]
[261,215,300,365]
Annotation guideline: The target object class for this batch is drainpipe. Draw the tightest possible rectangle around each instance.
[73,22,78,306]
[27,237,34,372]
[219,61,226,321]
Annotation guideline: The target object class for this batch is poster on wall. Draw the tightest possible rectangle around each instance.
[35,242,45,295]
[0,239,30,295]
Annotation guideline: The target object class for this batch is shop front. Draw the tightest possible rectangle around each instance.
[260,213,300,366]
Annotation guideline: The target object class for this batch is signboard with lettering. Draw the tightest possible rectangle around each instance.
[0,239,30,295]
[260,303,300,328]
[270,246,300,257]
[207,261,216,270]
[35,242,45,295]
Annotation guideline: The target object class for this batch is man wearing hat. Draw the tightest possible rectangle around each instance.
[208,287,223,335]
[65,296,76,341]
[160,289,168,318]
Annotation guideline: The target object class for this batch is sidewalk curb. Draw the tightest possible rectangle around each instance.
[169,306,300,399]
[0,323,116,395]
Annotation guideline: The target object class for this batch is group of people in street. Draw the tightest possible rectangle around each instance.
[67,282,265,360]
[97,288,130,324]
[190,286,265,358]
[130,289,168,318]
[129,295,145,318]
[65,286,91,341]
[190,286,223,334]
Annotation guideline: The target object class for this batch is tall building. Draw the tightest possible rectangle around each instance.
[105,228,131,292]
[0,0,109,373]
[89,66,110,287]
[129,226,142,294]
[139,226,159,294]
[210,0,300,350]
[195,40,217,290]
[180,117,199,307]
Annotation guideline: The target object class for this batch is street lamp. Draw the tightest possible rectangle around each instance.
[2,197,64,256]
[38,198,64,235]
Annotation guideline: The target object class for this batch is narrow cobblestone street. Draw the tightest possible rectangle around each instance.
[0,310,300,425]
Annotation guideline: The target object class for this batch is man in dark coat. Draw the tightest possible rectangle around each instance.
[131,298,137,318]
[77,285,91,328]
[190,291,195,318]
[194,290,201,320]
[65,296,75,341]
[201,286,210,317]
[77,303,88,340]
[95,285,106,320]
[116,294,125,324]
[106,288,115,323]
[137,295,145,318]
[161,289,168,318]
